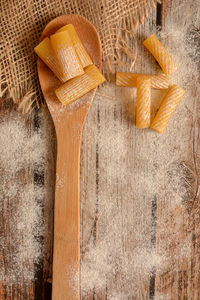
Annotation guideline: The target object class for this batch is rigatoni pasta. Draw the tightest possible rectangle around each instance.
[116,72,169,89]
[136,78,151,128]
[50,31,84,81]
[143,34,177,75]
[34,37,67,83]
[55,65,105,105]
[150,84,185,133]
[56,24,93,68]
[34,25,105,107]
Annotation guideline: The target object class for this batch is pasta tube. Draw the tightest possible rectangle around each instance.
[116,72,169,89]
[50,31,84,81]
[143,34,177,75]
[55,65,105,105]
[136,78,151,128]
[34,37,67,82]
[150,84,185,133]
[57,24,93,68]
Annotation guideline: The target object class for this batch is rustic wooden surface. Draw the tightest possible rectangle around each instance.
[0,0,199,299]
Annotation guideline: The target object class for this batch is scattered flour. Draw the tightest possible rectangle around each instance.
[0,2,199,298]
[0,113,47,173]
[79,4,200,299]
[0,109,51,283]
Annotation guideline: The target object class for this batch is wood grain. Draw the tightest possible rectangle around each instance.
[154,1,200,300]
[37,15,102,300]
[0,100,35,300]
[80,0,200,299]
[0,1,199,299]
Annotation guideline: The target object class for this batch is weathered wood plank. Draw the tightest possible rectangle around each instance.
[80,4,161,299]
[0,101,55,299]
[1,1,199,299]
[154,1,200,300]
[0,100,35,299]
[80,1,200,299]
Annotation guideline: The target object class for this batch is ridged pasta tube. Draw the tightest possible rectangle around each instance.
[143,34,177,75]
[150,84,185,133]
[136,78,151,128]
[55,65,105,105]
[57,24,93,68]
[116,72,169,89]
[50,31,84,81]
[34,37,67,82]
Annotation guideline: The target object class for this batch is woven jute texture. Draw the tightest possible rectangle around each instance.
[0,0,160,111]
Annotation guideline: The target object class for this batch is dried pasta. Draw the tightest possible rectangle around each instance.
[136,78,151,128]
[143,34,177,75]
[55,65,105,105]
[150,84,185,133]
[50,31,84,81]
[34,37,67,82]
[57,24,93,68]
[116,72,169,89]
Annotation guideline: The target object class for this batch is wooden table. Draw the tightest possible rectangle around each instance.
[0,0,200,299]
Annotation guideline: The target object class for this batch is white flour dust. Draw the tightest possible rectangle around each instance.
[0,1,199,297]
[78,5,200,299]
[0,110,51,283]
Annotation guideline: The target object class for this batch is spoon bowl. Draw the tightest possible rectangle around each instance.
[37,15,102,300]
[38,14,102,119]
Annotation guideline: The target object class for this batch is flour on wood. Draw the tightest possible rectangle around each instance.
[0,111,50,283]
[79,86,165,298]
[0,2,199,295]
[78,8,200,298]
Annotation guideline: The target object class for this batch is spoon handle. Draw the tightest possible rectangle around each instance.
[52,117,82,300]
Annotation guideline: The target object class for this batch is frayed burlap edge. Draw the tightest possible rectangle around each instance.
[0,0,161,113]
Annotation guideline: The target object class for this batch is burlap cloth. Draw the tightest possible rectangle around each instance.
[0,0,160,112]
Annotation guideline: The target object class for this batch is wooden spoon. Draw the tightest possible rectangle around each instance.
[37,15,102,300]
